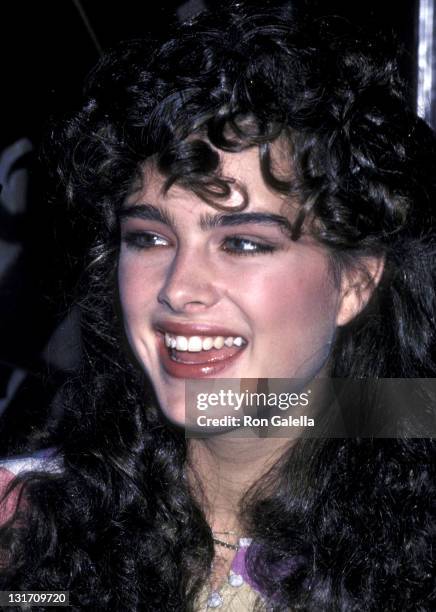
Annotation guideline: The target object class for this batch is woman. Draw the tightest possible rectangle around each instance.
[1,3,436,610]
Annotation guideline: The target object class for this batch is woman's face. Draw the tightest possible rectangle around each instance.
[118,147,346,425]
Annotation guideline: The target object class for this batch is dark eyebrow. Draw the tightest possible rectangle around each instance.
[119,204,293,236]
[199,211,293,236]
[119,204,176,227]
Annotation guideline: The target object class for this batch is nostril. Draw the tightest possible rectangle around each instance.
[157,253,221,312]
[157,290,220,313]
[183,301,211,311]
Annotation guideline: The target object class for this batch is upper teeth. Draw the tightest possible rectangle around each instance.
[164,334,245,352]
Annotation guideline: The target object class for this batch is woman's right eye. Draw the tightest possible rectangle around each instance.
[122,231,170,250]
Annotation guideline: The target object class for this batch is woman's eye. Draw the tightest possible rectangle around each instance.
[122,231,170,250]
[221,236,276,256]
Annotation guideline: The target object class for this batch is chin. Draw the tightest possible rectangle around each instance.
[153,388,187,427]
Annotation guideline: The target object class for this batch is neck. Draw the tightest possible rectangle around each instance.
[188,433,291,534]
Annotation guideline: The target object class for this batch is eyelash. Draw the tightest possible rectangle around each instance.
[122,231,277,256]
[122,232,169,250]
[221,236,276,256]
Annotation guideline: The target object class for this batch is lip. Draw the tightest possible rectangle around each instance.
[154,322,248,378]
[154,320,247,339]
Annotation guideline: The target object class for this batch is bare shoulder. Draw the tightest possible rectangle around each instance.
[0,448,63,524]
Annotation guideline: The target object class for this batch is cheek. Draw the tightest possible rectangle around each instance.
[117,256,161,366]
[117,254,162,318]
[235,258,337,333]
[117,257,157,342]
[117,259,141,321]
[280,272,337,327]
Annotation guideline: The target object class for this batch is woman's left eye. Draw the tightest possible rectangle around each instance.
[221,236,276,256]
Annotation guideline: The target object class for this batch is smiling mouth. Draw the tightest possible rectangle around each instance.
[166,332,244,355]
[157,332,248,377]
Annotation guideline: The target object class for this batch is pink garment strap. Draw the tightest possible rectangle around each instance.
[0,468,22,525]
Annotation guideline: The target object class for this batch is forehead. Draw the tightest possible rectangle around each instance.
[126,145,294,217]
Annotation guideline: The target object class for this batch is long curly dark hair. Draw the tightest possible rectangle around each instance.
[1,3,436,610]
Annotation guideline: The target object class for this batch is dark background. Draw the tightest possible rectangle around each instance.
[0,0,424,445]
[1,1,421,151]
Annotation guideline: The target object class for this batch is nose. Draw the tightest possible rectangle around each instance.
[158,246,221,314]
